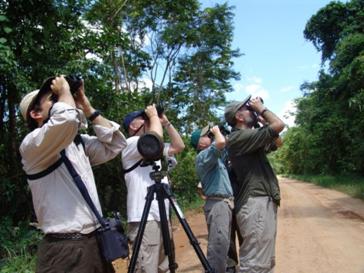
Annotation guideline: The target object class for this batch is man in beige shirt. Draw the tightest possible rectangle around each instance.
[19,76,127,273]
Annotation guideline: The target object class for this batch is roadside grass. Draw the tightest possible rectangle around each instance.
[180,196,204,213]
[0,252,36,273]
[283,174,364,200]
[0,219,40,273]
[173,190,205,212]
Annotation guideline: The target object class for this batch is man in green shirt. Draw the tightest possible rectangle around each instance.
[224,96,284,273]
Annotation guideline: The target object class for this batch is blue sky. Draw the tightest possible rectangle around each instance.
[204,0,336,126]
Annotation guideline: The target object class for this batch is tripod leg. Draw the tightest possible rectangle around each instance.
[128,186,155,273]
[156,183,177,273]
[167,195,215,273]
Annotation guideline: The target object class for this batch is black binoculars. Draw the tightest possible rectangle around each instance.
[39,74,83,98]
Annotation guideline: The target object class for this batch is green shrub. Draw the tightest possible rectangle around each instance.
[0,218,41,272]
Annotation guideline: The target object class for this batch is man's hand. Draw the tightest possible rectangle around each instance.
[159,113,170,127]
[50,76,75,108]
[210,125,221,136]
[51,76,71,96]
[249,97,265,114]
[145,104,158,119]
[73,80,94,117]
[145,104,163,138]
[210,125,226,150]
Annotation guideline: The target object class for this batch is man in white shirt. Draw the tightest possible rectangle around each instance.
[121,106,184,273]
[19,76,127,273]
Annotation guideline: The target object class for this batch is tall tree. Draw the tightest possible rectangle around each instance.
[1,0,241,224]
[275,0,364,175]
[86,0,241,131]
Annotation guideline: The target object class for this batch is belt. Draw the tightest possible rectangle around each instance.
[45,230,96,241]
[206,195,234,201]
[206,196,235,210]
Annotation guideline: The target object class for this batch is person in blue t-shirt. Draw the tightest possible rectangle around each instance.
[191,125,234,273]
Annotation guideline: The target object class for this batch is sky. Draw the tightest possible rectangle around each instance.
[203,0,337,126]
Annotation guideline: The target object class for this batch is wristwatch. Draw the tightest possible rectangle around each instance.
[88,110,100,121]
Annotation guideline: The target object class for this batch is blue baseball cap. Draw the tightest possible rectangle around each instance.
[123,110,144,132]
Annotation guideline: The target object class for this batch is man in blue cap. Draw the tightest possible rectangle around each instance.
[191,125,234,273]
[121,105,185,273]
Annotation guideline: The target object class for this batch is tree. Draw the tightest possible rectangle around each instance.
[275,0,364,175]
[86,0,241,132]
[0,0,241,226]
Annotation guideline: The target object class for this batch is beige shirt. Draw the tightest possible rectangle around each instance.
[20,102,127,234]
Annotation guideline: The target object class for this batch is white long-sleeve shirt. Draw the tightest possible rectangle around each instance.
[20,102,127,234]
[122,136,170,223]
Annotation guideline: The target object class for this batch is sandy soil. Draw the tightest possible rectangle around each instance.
[114,177,364,273]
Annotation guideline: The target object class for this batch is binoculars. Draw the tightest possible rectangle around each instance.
[39,74,83,98]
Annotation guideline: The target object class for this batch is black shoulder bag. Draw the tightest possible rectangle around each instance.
[60,150,129,262]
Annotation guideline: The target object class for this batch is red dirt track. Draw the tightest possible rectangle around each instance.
[115,177,364,273]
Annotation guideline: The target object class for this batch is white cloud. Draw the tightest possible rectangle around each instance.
[248,76,262,84]
[279,85,295,93]
[139,77,153,90]
[245,83,269,99]
[231,76,270,101]
[279,100,297,128]
[129,76,153,92]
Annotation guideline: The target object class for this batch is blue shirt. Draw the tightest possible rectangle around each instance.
[195,144,233,197]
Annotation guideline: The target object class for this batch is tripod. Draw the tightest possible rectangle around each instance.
[128,162,214,273]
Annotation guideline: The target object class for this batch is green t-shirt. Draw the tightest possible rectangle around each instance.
[227,125,281,211]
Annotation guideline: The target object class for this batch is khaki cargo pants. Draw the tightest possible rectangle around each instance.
[128,220,170,273]
[236,196,277,273]
[204,198,233,273]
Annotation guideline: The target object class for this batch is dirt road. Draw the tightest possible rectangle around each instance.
[115,177,364,273]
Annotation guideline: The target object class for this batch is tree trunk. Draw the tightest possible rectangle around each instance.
[7,86,18,171]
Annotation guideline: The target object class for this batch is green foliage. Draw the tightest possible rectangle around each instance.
[86,0,241,133]
[0,254,36,273]
[276,0,364,176]
[304,0,364,62]
[0,2,239,265]
[169,142,200,207]
[0,0,239,224]
[0,218,41,272]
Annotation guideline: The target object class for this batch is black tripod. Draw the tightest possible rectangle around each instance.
[128,162,214,273]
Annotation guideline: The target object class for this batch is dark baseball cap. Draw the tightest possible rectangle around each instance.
[123,110,144,132]
[224,95,251,126]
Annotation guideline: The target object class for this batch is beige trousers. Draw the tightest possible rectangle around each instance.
[236,196,278,273]
[128,220,170,273]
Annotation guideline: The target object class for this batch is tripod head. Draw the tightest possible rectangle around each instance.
[149,163,167,183]
[139,160,167,184]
